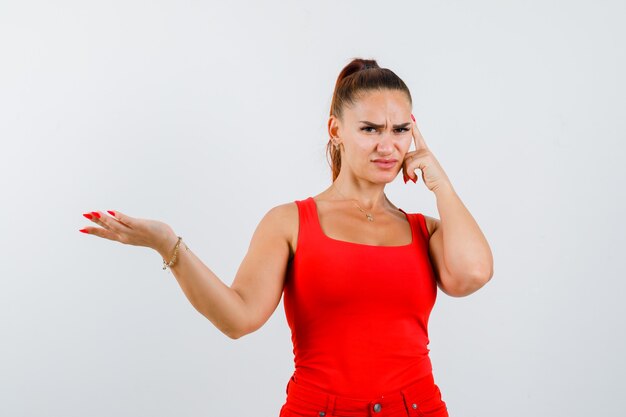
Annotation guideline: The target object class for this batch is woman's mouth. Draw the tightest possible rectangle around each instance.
[372,159,397,169]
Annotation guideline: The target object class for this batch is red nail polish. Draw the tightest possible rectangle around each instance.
[91,211,101,218]
[79,228,89,234]
[410,176,417,183]
[411,114,415,122]
[107,210,115,216]
[83,213,93,220]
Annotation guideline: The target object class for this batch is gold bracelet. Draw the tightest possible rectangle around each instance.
[162,236,188,271]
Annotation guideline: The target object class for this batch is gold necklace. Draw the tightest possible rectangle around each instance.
[332,184,386,222]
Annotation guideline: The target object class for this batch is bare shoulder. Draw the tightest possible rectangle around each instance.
[422,214,440,237]
[262,201,299,257]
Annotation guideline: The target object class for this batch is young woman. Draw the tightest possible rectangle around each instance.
[80,58,493,417]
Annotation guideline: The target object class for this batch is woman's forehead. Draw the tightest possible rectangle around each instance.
[347,95,411,120]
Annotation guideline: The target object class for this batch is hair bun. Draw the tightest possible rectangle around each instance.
[362,61,378,70]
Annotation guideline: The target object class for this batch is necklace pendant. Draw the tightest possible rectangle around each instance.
[366,214,374,221]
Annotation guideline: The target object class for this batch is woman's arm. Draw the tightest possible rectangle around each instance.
[156,204,294,339]
[425,183,493,297]
[403,115,493,297]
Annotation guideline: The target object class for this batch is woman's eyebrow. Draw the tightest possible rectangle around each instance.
[359,121,411,128]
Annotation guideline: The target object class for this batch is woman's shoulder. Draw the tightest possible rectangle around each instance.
[386,198,438,238]
[261,200,301,255]
[420,214,439,237]
[264,200,299,219]
[397,205,438,238]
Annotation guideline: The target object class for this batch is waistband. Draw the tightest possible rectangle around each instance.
[282,373,445,417]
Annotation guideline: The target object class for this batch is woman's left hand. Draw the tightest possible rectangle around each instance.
[402,115,452,193]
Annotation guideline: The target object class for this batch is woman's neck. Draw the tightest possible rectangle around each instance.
[329,176,390,211]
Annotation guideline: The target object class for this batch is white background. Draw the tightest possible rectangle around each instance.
[1,1,624,416]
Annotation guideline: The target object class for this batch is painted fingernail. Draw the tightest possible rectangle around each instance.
[79,228,89,234]
[410,176,417,183]
[91,211,101,218]
[83,213,93,220]
[107,210,115,216]
[411,114,415,122]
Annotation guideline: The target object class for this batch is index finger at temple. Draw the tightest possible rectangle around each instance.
[412,118,428,151]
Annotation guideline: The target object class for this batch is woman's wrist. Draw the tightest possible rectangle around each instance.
[155,229,181,260]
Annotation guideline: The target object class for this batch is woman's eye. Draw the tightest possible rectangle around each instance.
[360,127,409,133]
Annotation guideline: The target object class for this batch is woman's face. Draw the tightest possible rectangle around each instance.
[329,88,413,184]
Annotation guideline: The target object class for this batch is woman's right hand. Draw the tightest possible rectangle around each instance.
[80,210,177,254]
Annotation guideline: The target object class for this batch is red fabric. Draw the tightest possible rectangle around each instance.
[282,196,439,399]
[279,372,448,417]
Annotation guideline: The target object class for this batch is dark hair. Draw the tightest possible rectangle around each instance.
[326,58,412,182]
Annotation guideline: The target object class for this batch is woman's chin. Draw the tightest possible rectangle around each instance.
[375,172,400,185]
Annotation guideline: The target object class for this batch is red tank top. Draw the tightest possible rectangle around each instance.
[283,196,438,398]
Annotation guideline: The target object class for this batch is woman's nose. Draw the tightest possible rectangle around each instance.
[376,132,394,153]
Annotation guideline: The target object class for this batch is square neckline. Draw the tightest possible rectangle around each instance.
[308,197,415,248]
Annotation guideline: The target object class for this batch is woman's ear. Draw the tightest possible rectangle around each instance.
[327,115,340,141]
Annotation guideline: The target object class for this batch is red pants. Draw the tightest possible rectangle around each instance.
[279,373,449,417]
